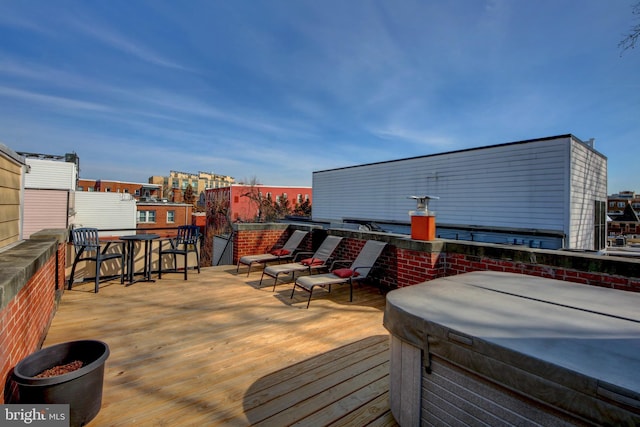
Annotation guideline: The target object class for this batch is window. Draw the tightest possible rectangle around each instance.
[167,210,175,223]
[618,202,626,208]
[135,189,140,196]
[138,210,156,223]
[88,187,94,192]
[77,186,84,191]
[105,187,111,192]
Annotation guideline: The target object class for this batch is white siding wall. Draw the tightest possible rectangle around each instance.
[73,192,136,236]
[313,137,573,233]
[568,140,608,250]
[24,158,77,190]
[23,189,69,239]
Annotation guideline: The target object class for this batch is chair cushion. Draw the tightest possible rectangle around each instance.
[332,268,360,278]
[301,257,324,266]
[270,249,290,256]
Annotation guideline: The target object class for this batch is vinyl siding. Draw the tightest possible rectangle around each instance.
[313,137,572,232]
[23,189,69,239]
[24,158,77,190]
[568,140,608,249]
[73,192,136,236]
[0,152,23,247]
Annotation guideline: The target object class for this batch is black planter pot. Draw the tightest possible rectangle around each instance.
[13,340,110,427]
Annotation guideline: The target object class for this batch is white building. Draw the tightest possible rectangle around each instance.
[312,135,607,250]
[21,152,136,238]
[21,154,78,239]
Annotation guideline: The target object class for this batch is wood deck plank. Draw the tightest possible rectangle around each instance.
[41,266,398,426]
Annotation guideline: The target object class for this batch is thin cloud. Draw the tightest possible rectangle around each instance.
[0,86,110,113]
[65,19,191,72]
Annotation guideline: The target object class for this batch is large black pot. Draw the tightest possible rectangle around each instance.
[13,340,110,427]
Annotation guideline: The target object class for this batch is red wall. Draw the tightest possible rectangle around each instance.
[234,228,307,265]
[208,185,312,222]
[0,242,64,403]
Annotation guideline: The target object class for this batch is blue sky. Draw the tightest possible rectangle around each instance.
[0,1,638,191]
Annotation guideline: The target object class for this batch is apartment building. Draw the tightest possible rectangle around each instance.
[78,178,161,200]
[205,184,312,224]
[136,200,194,236]
[608,191,640,217]
[149,171,235,201]
[607,191,640,238]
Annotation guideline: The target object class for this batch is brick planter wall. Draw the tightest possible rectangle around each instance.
[445,252,640,292]
[232,224,317,266]
[0,233,65,403]
[232,225,640,294]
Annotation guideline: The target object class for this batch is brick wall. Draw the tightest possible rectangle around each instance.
[311,228,640,294]
[0,238,63,403]
[444,252,640,292]
[232,224,316,265]
[234,228,289,263]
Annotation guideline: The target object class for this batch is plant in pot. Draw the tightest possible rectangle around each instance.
[12,340,110,427]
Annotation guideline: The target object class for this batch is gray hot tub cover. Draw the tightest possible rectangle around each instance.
[383,271,640,425]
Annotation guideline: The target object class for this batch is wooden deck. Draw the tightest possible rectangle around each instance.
[43,266,398,426]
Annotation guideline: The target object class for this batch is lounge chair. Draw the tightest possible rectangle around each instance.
[292,240,387,308]
[236,230,308,276]
[259,235,343,289]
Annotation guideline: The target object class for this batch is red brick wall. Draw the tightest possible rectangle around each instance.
[233,228,315,266]
[232,226,640,294]
[0,251,59,403]
[56,242,66,290]
[445,253,640,293]
[234,229,290,263]
[136,204,193,237]
[377,246,640,293]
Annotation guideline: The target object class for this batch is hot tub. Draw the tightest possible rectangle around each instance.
[383,271,640,426]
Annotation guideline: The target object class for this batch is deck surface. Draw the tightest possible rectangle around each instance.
[43,265,398,426]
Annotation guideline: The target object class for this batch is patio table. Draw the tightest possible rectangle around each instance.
[120,234,160,284]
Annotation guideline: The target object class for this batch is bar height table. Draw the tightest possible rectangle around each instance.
[120,234,160,284]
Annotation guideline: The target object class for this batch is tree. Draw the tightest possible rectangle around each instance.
[293,198,312,217]
[275,194,292,218]
[620,2,640,54]
[183,184,197,205]
[207,191,232,234]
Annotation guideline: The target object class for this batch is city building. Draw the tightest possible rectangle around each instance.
[149,171,235,201]
[205,184,312,225]
[608,191,640,218]
[78,178,161,200]
[136,200,194,236]
[312,134,608,250]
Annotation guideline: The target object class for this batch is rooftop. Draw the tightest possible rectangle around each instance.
[42,266,396,426]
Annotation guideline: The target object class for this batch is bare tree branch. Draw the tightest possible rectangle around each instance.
[619,2,640,54]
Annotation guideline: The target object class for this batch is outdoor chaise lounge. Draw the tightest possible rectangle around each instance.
[236,230,308,276]
[259,235,343,289]
[292,240,387,308]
